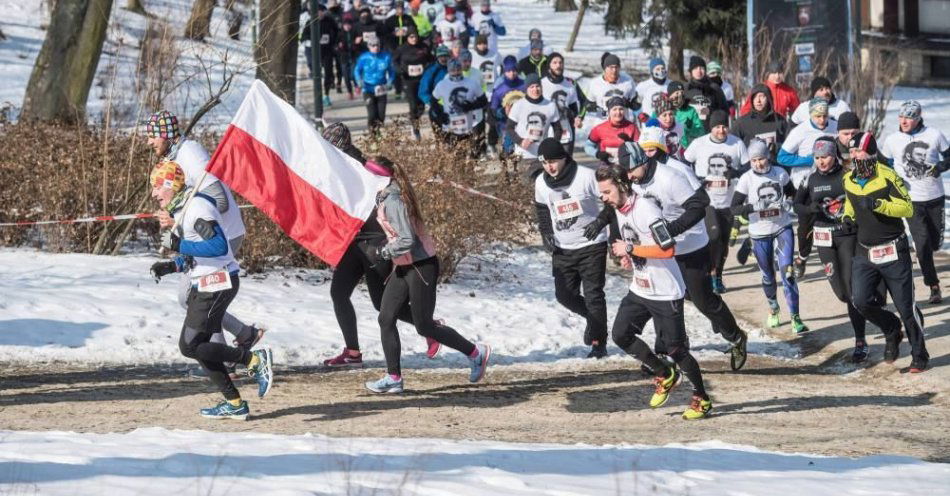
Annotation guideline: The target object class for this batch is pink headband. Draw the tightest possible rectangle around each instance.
[364,160,392,177]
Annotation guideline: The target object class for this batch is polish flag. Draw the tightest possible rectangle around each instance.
[206,80,389,266]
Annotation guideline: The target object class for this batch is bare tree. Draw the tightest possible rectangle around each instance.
[185,0,216,41]
[554,0,577,12]
[21,0,114,123]
[565,0,588,52]
[254,0,300,104]
[125,0,146,15]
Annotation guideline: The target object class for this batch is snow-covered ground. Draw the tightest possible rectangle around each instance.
[0,248,794,368]
[1,428,947,496]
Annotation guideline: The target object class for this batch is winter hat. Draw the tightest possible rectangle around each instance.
[475,33,489,45]
[899,100,922,120]
[765,61,782,74]
[654,93,673,114]
[481,0,491,6]
[405,23,419,36]
[638,126,668,153]
[810,76,832,95]
[667,80,685,94]
[538,138,568,161]
[602,53,621,69]
[502,55,518,72]
[606,96,626,111]
[849,132,879,156]
[707,61,723,76]
[458,49,473,63]
[529,28,542,40]
[447,58,462,72]
[150,160,186,192]
[435,45,451,57]
[617,142,648,170]
[409,0,421,9]
[813,136,837,158]
[747,138,769,160]
[708,109,729,130]
[688,55,706,72]
[838,111,860,131]
[144,110,180,139]
[524,73,542,88]
[808,98,829,117]
[549,51,564,64]
[444,6,456,15]
[322,122,352,149]
[649,57,665,72]
[530,39,544,50]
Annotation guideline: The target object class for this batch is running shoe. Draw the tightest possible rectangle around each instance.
[234,325,267,351]
[729,330,748,371]
[200,400,249,420]
[425,337,442,360]
[469,343,492,383]
[793,256,807,279]
[928,284,942,304]
[587,342,608,359]
[249,348,274,398]
[852,340,869,363]
[649,367,682,408]
[365,375,404,393]
[323,349,364,369]
[883,328,904,364]
[711,276,726,294]
[322,95,332,107]
[791,314,809,334]
[766,299,781,328]
[728,226,740,246]
[412,128,422,141]
[682,395,713,420]
[909,358,929,373]
[736,238,752,265]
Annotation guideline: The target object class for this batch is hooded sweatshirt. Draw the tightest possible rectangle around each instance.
[731,83,790,162]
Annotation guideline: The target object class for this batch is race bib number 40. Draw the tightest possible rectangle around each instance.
[408,64,424,77]
[196,270,232,293]
[553,197,582,221]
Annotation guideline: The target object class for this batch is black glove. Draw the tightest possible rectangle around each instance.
[150,260,178,281]
[858,196,880,212]
[161,228,181,252]
[724,168,741,180]
[595,150,611,163]
[542,233,560,255]
[617,133,632,142]
[736,203,755,216]
[585,102,599,114]
[630,255,647,269]
[583,219,607,240]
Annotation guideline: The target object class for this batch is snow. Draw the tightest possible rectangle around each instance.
[0,428,946,495]
[0,247,795,368]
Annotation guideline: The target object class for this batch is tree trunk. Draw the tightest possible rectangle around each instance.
[21,0,113,123]
[554,0,577,12]
[185,0,216,41]
[254,0,300,104]
[565,0,588,52]
[668,27,685,81]
[125,0,146,15]
[225,0,243,40]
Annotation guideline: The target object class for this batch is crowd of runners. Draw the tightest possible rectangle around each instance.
[142,0,947,422]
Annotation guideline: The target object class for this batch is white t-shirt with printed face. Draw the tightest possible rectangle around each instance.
[534,165,607,250]
[587,73,636,117]
[509,97,561,158]
[632,164,709,255]
[433,75,485,135]
[171,140,246,240]
[616,195,686,300]
[780,118,838,187]
[542,76,579,144]
[881,126,950,202]
[173,196,240,278]
[469,11,505,53]
[435,18,466,43]
[790,98,851,125]
[683,134,750,209]
[471,50,502,90]
[735,167,792,238]
[635,78,668,117]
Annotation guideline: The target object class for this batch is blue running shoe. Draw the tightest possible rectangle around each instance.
[711,276,726,294]
[249,348,274,398]
[365,375,404,393]
[469,343,492,383]
[200,400,249,420]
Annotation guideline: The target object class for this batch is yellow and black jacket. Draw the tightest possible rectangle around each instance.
[843,162,914,247]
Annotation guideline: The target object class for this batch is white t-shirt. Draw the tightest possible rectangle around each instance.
[471,50,502,90]
[720,80,735,103]
[422,2,445,25]
[790,98,852,125]
[632,164,709,255]
[881,126,950,202]
[683,134,750,209]
[635,78,668,117]
[435,18,466,44]
[780,118,838,187]
[174,195,240,278]
[534,165,607,250]
[586,73,636,117]
[469,11,505,54]
[171,139,246,240]
[542,76,579,144]
[433,75,485,135]
[735,167,792,238]
[516,43,554,61]
[508,97,560,158]
[616,195,686,300]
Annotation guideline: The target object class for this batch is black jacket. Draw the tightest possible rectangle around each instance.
[685,77,728,113]
[383,13,415,51]
[302,16,339,54]
[394,42,433,79]
[793,164,855,235]
[730,83,790,162]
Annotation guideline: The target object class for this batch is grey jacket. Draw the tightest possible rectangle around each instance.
[376,182,437,265]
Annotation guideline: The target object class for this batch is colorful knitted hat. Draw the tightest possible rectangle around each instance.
[150,160,186,192]
[144,110,180,139]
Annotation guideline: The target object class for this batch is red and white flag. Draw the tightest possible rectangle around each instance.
[206,80,389,266]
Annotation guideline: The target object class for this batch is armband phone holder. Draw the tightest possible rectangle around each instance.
[649,219,676,249]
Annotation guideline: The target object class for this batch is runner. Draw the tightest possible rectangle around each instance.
[468,0,506,54]
[596,159,712,420]
[534,138,610,358]
[365,156,492,393]
[541,52,581,154]
[793,136,870,360]
[148,161,273,420]
[517,39,550,77]
[732,139,807,333]
[667,81,705,148]
[507,73,561,166]
[731,84,789,162]
[353,38,396,133]
[647,93,686,161]
[584,96,637,165]
[393,24,433,140]
[581,53,636,129]
[635,57,670,119]
[432,57,487,149]
[790,76,851,125]
[843,132,928,372]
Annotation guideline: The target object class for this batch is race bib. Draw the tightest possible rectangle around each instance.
[527,124,544,141]
[758,208,780,219]
[553,197,582,221]
[320,34,330,45]
[374,85,388,96]
[633,269,654,294]
[408,64,424,77]
[483,70,495,83]
[559,121,572,144]
[869,240,898,265]
[449,113,471,134]
[705,178,729,193]
[363,31,378,44]
[396,27,408,37]
[196,270,232,293]
[813,226,833,247]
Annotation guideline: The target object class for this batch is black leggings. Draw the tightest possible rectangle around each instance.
[403,77,424,124]
[179,274,252,400]
[364,93,388,132]
[551,243,608,345]
[378,257,476,375]
[704,206,732,278]
[675,245,743,344]
[816,234,867,341]
[909,198,945,287]
[611,292,706,397]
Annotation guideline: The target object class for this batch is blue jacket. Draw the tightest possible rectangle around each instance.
[418,62,447,106]
[490,76,524,112]
[353,51,395,93]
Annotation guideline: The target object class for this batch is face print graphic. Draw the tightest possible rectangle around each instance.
[690,94,711,120]
[552,90,568,112]
[526,111,547,140]
[756,181,782,210]
[820,194,846,220]
[603,88,624,108]
[707,153,732,177]
[427,7,437,22]
[449,86,470,114]
[479,20,492,37]
[902,141,933,179]
[664,132,680,157]
[553,190,581,231]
